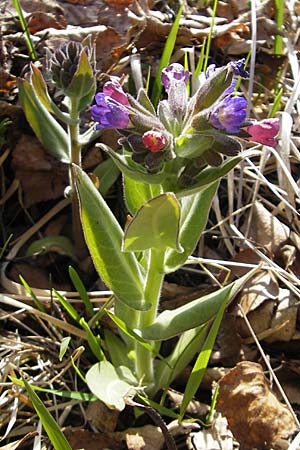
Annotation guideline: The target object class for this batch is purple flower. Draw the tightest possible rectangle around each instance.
[91,93,129,129]
[102,79,129,106]
[161,63,189,91]
[210,96,247,133]
[243,118,280,147]
[228,58,249,78]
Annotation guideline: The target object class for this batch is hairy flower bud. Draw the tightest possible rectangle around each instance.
[210,96,247,133]
[103,79,129,106]
[243,118,280,147]
[142,130,167,152]
[49,41,91,92]
[161,63,189,91]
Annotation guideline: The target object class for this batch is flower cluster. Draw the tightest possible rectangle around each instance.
[91,59,279,186]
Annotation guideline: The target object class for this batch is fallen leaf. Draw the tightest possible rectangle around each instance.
[217,361,297,450]
[264,289,298,343]
[12,134,68,206]
[86,400,119,432]
[63,427,122,450]
[243,201,290,256]
[124,424,164,450]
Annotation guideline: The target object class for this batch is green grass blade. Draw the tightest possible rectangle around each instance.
[178,287,230,420]
[79,318,106,361]
[151,1,184,107]
[269,87,283,117]
[11,376,94,400]
[195,38,207,79]
[21,377,73,450]
[68,266,94,317]
[19,275,46,313]
[54,289,81,323]
[12,0,37,61]
[203,0,218,73]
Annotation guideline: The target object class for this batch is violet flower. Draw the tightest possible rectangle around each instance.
[91,93,129,129]
[161,63,189,91]
[102,79,129,106]
[210,95,247,133]
[228,58,249,78]
[243,118,280,147]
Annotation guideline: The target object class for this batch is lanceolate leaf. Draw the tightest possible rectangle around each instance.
[99,144,166,184]
[177,150,256,198]
[65,50,96,111]
[74,165,148,311]
[141,271,256,340]
[30,64,77,125]
[123,193,183,253]
[22,377,73,450]
[18,78,69,162]
[165,181,218,272]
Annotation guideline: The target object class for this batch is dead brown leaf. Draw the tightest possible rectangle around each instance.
[217,361,297,450]
[12,134,68,206]
[63,427,122,450]
[243,201,290,256]
[122,424,164,450]
[86,400,119,432]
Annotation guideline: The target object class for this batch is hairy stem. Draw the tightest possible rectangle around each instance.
[68,98,87,260]
[135,248,165,388]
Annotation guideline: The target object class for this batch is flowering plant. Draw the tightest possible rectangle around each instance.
[17,37,280,414]
[74,59,280,411]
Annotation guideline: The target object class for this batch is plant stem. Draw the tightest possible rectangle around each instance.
[68,98,87,260]
[135,248,165,388]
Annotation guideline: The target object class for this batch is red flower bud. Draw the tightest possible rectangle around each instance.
[142,130,167,152]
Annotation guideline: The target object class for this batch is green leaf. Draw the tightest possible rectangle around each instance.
[93,158,120,196]
[74,165,148,311]
[104,329,133,369]
[30,64,77,125]
[54,289,81,323]
[165,181,218,272]
[86,361,136,411]
[18,78,70,162]
[155,325,207,394]
[123,193,183,253]
[79,317,106,361]
[68,266,94,317]
[177,154,244,198]
[179,290,229,420]
[141,271,254,341]
[99,144,166,184]
[59,336,71,361]
[136,88,156,115]
[105,310,166,365]
[11,376,95,401]
[21,377,73,450]
[26,236,76,260]
[65,50,96,111]
[124,175,162,215]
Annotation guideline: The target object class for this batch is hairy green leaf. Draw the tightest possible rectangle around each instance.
[74,165,148,311]
[18,78,69,162]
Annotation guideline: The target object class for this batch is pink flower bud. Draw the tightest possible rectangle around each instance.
[243,118,280,147]
[142,130,167,152]
[103,79,129,106]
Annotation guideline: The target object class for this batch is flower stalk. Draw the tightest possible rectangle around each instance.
[135,248,165,387]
